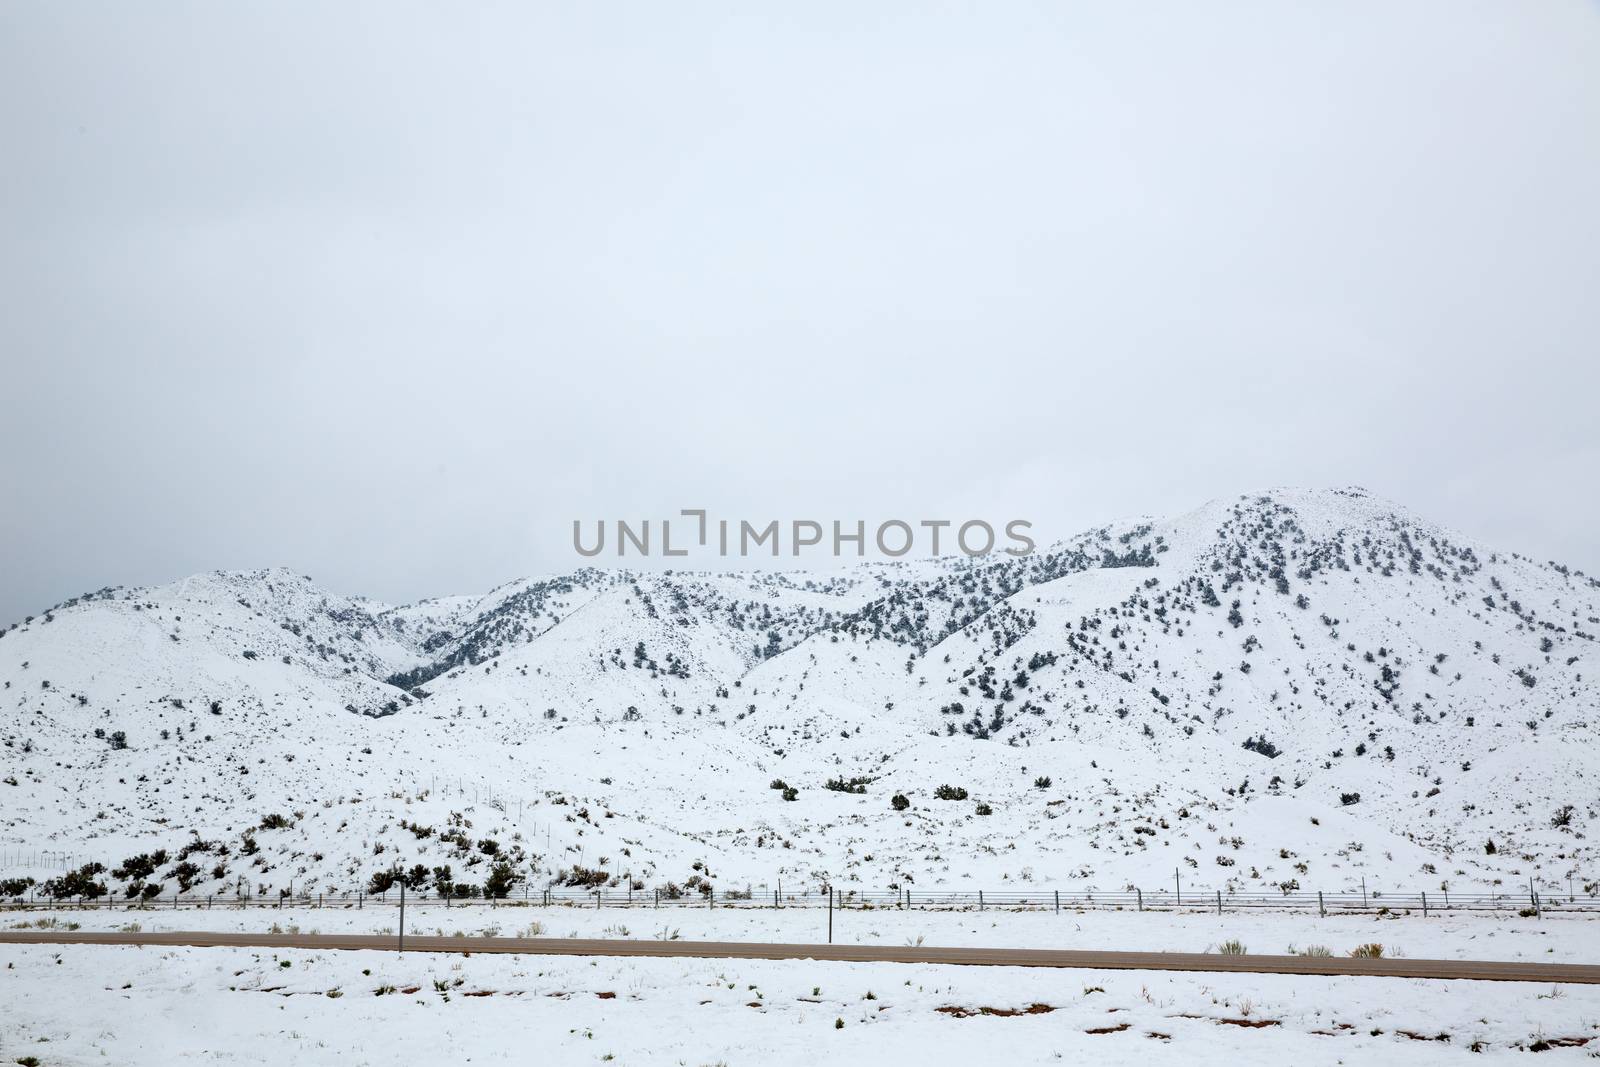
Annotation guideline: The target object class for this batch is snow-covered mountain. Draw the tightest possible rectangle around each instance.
[3,488,1597,903]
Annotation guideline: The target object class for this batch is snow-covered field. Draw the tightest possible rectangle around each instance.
[4,908,1598,1064]
[3,937,1597,1065]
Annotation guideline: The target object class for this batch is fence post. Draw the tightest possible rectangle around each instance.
[1056,890,1061,914]
[1361,877,1368,910]
[1421,891,1428,918]
[1318,891,1325,918]
[1136,888,1142,913]
[709,887,714,910]
[979,890,984,912]
[1216,890,1222,916]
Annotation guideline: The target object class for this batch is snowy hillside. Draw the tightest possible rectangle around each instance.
[2,488,1597,905]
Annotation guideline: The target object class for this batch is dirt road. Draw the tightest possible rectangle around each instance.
[2,929,1595,983]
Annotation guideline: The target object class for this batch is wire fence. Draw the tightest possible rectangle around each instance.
[3,884,1595,918]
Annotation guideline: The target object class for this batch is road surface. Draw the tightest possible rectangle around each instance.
[1,929,1595,983]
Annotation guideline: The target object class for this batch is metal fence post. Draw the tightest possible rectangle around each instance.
[1216,890,1222,915]
[1318,890,1324,917]
[1421,891,1428,917]
[1136,888,1142,913]
[979,890,984,912]
[1056,890,1061,914]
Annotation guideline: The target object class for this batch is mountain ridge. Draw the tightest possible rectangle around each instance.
[3,487,1596,903]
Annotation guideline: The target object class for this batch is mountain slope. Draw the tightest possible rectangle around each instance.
[3,488,1597,903]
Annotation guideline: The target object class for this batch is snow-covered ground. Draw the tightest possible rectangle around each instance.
[3,937,1597,1065]
[5,907,1598,1064]
[5,487,1600,1062]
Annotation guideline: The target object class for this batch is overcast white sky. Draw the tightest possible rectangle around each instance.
[2,2,1597,620]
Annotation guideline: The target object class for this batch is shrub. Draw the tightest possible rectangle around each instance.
[259,813,292,831]
[1217,939,1247,955]
[1349,943,1384,958]
[933,784,968,801]
[112,851,169,882]
[890,794,910,811]
[483,859,523,899]
[1294,944,1333,957]
[781,786,798,802]
[1033,776,1052,789]
[563,865,609,889]
[769,779,789,791]
[1339,792,1361,806]
[41,863,107,900]
[824,776,870,794]
[169,861,202,893]
[0,876,34,898]
[974,802,993,816]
